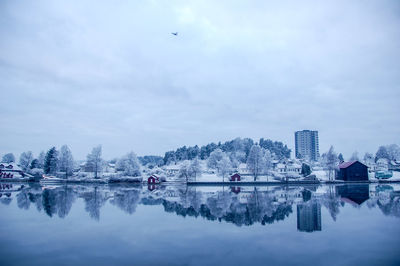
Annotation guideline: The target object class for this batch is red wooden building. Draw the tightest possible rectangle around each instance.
[230,173,241,182]
[148,175,160,184]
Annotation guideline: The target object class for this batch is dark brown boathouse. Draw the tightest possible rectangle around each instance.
[336,161,368,181]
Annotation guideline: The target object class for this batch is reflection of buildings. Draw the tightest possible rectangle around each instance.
[297,202,321,232]
[336,184,370,206]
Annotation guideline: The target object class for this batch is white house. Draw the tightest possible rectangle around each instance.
[0,163,25,179]
[164,164,180,176]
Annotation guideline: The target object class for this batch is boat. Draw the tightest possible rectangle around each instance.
[375,170,393,179]
[40,175,66,184]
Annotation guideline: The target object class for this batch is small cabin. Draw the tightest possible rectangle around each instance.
[148,175,160,184]
[230,173,241,182]
[337,161,368,181]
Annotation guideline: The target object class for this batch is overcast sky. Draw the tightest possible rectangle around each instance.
[0,0,399,160]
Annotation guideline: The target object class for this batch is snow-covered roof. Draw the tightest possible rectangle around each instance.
[338,161,367,169]
[277,163,285,169]
[164,164,180,170]
[238,163,247,168]
[288,163,302,168]
[0,162,22,171]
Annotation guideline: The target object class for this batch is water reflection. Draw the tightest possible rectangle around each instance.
[1,183,400,229]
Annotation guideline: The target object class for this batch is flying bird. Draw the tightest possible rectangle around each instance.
[171,32,178,36]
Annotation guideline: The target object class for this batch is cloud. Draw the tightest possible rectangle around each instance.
[0,0,399,159]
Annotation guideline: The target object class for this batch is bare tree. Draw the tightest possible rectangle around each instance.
[325,146,338,181]
[218,156,232,182]
[189,158,202,181]
[59,145,74,179]
[87,145,103,179]
[247,145,265,181]
[349,151,359,161]
[19,151,33,172]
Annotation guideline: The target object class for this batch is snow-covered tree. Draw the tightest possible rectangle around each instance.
[179,160,191,183]
[376,146,389,162]
[218,156,232,182]
[207,149,224,171]
[325,146,338,181]
[349,151,359,161]
[2,153,15,163]
[44,147,59,175]
[37,151,45,169]
[19,151,33,172]
[188,158,202,181]
[117,152,141,177]
[263,149,273,174]
[247,145,265,181]
[59,145,74,179]
[86,145,103,179]
[363,152,374,164]
[387,144,400,161]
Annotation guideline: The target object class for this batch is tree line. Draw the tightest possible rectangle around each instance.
[163,137,291,165]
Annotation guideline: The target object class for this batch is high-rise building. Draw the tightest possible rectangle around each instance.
[295,130,319,161]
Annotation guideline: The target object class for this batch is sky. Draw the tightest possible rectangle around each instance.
[0,0,399,160]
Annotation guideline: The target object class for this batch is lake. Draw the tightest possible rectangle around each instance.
[0,183,399,266]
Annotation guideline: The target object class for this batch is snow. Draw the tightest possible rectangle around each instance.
[192,173,280,183]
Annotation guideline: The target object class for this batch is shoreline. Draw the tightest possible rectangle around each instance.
[1,178,400,186]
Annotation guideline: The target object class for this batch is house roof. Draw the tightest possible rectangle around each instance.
[338,161,357,169]
[0,162,22,171]
[338,160,367,169]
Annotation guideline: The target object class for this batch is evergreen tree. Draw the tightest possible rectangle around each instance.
[44,147,58,174]
[338,153,344,163]
[301,163,311,177]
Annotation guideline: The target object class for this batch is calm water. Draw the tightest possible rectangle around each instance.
[0,182,399,266]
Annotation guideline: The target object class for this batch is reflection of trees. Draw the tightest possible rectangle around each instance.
[110,188,141,215]
[322,187,341,221]
[41,186,76,218]
[5,183,400,225]
[16,190,31,210]
[0,197,12,205]
[82,186,107,221]
[375,186,400,218]
[161,187,292,227]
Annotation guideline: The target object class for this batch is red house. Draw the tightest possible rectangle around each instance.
[230,173,241,182]
[148,175,160,184]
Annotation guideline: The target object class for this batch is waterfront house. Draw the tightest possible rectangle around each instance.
[230,173,241,182]
[148,175,160,184]
[0,163,24,178]
[389,160,400,171]
[238,163,250,174]
[337,161,368,181]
